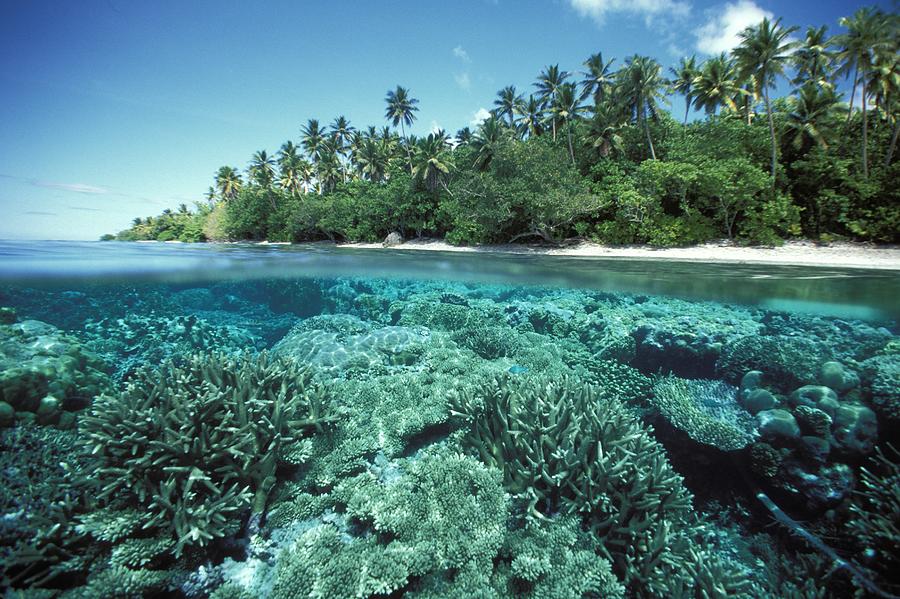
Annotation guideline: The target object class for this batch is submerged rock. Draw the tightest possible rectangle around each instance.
[757,409,800,440]
[790,385,839,413]
[0,401,13,427]
[818,361,859,392]
[831,403,878,456]
[743,388,777,415]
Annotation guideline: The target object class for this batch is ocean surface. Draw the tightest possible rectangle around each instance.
[0,240,898,598]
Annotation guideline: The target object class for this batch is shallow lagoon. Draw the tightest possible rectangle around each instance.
[0,241,898,598]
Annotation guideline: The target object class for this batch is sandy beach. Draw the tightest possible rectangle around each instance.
[333,238,900,270]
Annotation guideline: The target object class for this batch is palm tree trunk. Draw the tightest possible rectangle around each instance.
[566,124,576,167]
[551,118,557,142]
[861,73,868,178]
[401,121,413,174]
[684,97,690,125]
[885,117,900,168]
[765,86,777,180]
[846,64,859,125]
[642,103,656,160]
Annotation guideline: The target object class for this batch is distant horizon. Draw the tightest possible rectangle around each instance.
[1,0,888,240]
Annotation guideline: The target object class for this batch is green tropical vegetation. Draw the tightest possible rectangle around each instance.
[109,8,899,246]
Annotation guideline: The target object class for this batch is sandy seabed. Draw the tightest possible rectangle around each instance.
[333,238,900,271]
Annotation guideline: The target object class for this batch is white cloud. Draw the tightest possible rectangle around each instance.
[694,0,772,54]
[453,45,471,62]
[454,72,471,91]
[469,108,491,129]
[33,181,109,194]
[569,0,690,26]
[429,120,444,135]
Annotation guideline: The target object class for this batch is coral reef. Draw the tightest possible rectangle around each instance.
[448,374,749,595]
[716,335,830,391]
[0,314,109,425]
[0,276,897,598]
[272,318,430,373]
[651,376,758,450]
[84,312,259,381]
[847,444,900,595]
[81,352,333,555]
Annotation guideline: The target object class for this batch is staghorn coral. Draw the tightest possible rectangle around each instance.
[847,444,900,594]
[650,376,759,450]
[81,352,333,555]
[452,325,521,360]
[0,424,99,590]
[448,374,704,594]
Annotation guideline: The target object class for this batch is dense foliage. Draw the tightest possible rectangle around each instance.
[108,8,899,246]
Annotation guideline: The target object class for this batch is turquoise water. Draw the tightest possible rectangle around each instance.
[1,241,898,597]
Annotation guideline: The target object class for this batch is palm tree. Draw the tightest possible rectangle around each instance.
[617,55,668,160]
[692,54,746,116]
[867,47,900,118]
[868,43,900,167]
[249,151,276,188]
[330,116,355,154]
[493,86,523,130]
[550,83,587,165]
[385,85,420,172]
[792,26,835,88]
[733,17,799,178]
[784,84,844,151]
[534,64,570,139]
[316,149,342,194]
[585,103,625,158]
[515,95,545,139]
[356,138,392,183]
[214,166,242,201]
[455,126,473,146]
[300,119,328,161]
[835,8,894,176]
[277,141,305,195]
[580,52,616,105]
[472,116,509,171]
[412,133,453,194]
[670,55,699,124]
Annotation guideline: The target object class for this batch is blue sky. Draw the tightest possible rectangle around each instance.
[0,0,886,240]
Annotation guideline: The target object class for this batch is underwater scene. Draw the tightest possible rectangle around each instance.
[0,242,899,599]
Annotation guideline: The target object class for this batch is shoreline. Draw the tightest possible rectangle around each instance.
[329,238,900,271]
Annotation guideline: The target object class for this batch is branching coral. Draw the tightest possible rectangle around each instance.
[448,374,697,592]
[81,352,333,554]
[848,443,900,594]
